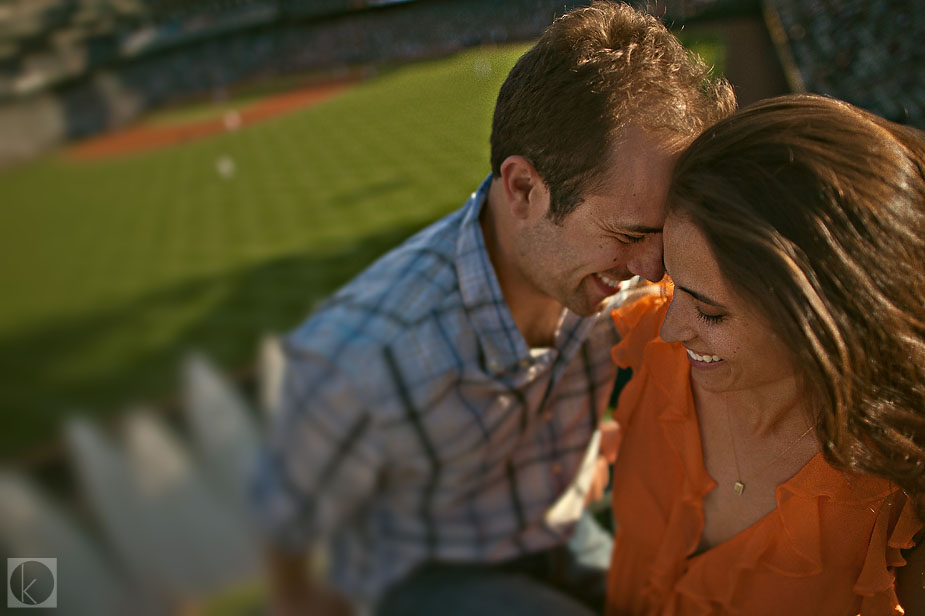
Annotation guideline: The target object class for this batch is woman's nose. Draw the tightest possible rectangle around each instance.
[659,296,689,343]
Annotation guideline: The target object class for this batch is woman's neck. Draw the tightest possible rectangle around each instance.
[693,375,809,437]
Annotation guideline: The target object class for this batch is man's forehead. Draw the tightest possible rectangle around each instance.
[584,130,681,230]
[584,172,670,222]
[580,189,666,234]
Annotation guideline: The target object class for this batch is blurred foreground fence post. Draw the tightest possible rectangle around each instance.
[0,336,285,615]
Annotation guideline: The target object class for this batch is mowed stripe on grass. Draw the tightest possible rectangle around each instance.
[0,43,532,460]
[0,32,726,461]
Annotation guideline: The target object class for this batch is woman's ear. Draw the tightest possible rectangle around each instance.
[499,155,549,220]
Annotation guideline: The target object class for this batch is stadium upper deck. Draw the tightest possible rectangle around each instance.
[765,0,923,127]
[0,0,743,103]
[0,0,920,166]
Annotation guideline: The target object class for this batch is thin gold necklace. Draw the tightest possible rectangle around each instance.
[724,405,815,496]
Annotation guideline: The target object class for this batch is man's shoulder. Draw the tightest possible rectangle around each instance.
[288,208,469,356]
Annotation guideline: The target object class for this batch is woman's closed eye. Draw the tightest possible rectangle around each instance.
[695,306,726,325]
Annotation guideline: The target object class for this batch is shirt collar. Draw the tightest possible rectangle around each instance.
[455,175,603,375]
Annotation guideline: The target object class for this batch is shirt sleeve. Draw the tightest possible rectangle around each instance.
[250,344,383,554]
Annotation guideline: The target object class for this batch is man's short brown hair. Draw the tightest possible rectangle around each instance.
[490,1,735,223]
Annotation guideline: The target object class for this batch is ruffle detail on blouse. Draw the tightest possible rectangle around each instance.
[664,464,828,614]
[635,341,718,613]
[855,491,923,614]
[609,295,671,432]
[610,293,668,373]
[608,292,923,616]
[665,458,904,615]
[766,461,898,575]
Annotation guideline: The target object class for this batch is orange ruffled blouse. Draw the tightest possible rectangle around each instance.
[606,294,922,616]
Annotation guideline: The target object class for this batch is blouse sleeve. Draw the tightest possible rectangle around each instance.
[854,490,924,615]
[610,290,670,373]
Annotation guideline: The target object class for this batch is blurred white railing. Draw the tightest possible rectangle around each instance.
[0,336,285,615]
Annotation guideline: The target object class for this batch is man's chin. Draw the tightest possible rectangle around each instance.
[557,275,625,316]
[565,297,608,318]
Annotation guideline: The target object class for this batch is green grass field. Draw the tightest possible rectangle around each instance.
[0,37,726,462]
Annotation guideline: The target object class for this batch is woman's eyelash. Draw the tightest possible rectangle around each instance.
[695,308,725,324]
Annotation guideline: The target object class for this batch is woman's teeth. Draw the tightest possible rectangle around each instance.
[686,349,722,363]
[596,273,622,289]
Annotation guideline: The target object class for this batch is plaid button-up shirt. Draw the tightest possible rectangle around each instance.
[252,176,623,602]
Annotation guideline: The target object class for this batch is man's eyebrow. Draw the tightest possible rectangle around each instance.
[621,224,663,234]
[677,284,725,308]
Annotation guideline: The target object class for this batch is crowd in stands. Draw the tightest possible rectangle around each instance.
[766,0,923,128]
[0,0,375,101]
[1,0,921,148]
[1,0,745,107]
[24,0,594,139]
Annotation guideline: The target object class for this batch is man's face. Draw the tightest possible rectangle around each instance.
[514,127,682,316]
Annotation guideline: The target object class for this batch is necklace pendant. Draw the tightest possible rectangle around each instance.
[733,481,745,495]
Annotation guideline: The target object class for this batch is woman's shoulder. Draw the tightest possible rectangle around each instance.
[610,283,672,371]
[611,283,669,331]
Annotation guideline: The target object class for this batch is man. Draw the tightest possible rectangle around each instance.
[252,2,735,614]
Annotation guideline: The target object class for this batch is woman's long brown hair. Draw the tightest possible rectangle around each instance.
[669,94,925,518]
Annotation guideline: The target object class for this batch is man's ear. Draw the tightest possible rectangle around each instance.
[499,155,549,220]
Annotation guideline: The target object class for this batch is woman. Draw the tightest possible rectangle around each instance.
[604,95,924,615]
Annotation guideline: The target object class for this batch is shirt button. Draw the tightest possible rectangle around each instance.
[552,463,562,474]
[544,411,553,422]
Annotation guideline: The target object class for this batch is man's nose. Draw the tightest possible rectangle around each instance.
[626,235,665,283]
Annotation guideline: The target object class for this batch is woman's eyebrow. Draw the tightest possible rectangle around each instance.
[677,284,725,308]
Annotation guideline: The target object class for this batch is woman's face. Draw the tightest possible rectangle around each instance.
[660,214,796,394]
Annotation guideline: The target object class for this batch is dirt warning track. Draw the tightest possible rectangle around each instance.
[68,78,359,160]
